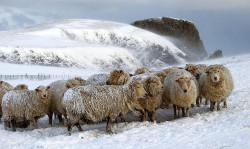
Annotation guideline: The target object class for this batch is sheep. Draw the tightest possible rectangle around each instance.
[120,76,164,122]
[131,71,167,84]
[2,85,51,131]
[62,81,147,135]
[134,67,151,75]
[0,84,29,120]
[163,69,198,119]
[185,64,207,107]
[0,80,14,90]
[106,69,131,85]
[48,77,86,125]
[162,66,183,76]
[85,69,130,86]
[199,64,234,111]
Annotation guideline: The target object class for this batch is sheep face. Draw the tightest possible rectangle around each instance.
[134,67,150,75]
[155,72,167,84]
[176,77,191,94]
[132,82,148,99]
[206,67,222,83]
[145,76,163,96]
[35,86,50,99]
[107,69,127,85]
[185,64,202,80]
[74,77,86,86]
[14,84,28,90]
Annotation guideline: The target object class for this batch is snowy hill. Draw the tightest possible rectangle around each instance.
[0,54,250,148]
[0,19,188,70]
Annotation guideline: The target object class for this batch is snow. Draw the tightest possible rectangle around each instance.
[0,19,187,70]
[0,53,250,148]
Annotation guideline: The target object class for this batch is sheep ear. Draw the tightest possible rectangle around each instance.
[35,88,40,92]
[129,73,133,77]
[120,70,123,73]
[47,86,50,90]
[0,81,3,85]
[175,79,179,82]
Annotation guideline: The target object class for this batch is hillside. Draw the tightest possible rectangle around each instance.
[0,19,194,70]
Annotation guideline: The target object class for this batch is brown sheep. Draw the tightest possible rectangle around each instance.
[63,81,147,135]
[199,65,234,111]
[185,64,207,107]
[2,85,51,131]
[163,69,198,118]
[106,69,130,85]
[134,67,151,75]
[0,80,14,90]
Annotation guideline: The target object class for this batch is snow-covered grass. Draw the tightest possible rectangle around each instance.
[0,54,250,149]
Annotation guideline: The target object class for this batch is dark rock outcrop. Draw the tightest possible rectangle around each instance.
[208,49,223,59]
[132,17,207,61]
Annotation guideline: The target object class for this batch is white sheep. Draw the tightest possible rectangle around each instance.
[62,81,147,135]
[163,69,198,118]
[185,64,207,107]
[2,85,51,131]
[199,64,234,111]
[48,77,86,125]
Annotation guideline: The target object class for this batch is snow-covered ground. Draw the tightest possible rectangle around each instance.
[0,54,250,149]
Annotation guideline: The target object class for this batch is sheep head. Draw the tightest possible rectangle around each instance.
[129,81,148,100]
[205,65,224,83]
[176,77,191,94]
[35,86,50,99]
[14,84,28,90]
[106,69,130,85]
[145,76,163,96]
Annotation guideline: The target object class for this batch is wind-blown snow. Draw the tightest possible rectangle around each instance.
[0,19,187,70]
[0,54,250,148]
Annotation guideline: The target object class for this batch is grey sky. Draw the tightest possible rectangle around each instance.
[0,0,249,55]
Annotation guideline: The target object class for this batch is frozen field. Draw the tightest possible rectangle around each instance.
[0,53,250,149]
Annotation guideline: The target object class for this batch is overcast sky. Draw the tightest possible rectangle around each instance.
[0,0,249,55]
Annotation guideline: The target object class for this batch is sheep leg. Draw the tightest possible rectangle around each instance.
[217,101,221,111]
[34,117,39,129]
[210,101,215,111]
[205,99,209,105]
[63,115,68,126]
[173,105,177,119]
[181,107,185,117]
[67,120,72,136]
[199,96,203,106]
[196,96,202,107]
[141,110,147,122]
[120,113,126,123]
[4,121,9,130]
[223,99,227,108]
[30,120,34,131]
[191,103,195,108]
[185,108,189,117]
[177,106,181,118]
[10,120,16,132]
[148,110,155,122]
[48,111,53,126]
[106,117,114,133]
[75,122,83,132]
[58,115,63,123]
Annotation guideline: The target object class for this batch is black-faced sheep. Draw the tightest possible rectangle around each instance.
[62,81,147,135]
[48,77,86,125]
[2,85,50,131]
[199,64,234,111]
[163,69,198,119]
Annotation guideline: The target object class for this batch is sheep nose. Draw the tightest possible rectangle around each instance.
[214,77,217,81]
[161,86,164,89]
[43,94,47,98]
[183,89,187,93]
[145,93,148,97]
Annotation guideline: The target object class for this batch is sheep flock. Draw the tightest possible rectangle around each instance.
[0,65,234,135]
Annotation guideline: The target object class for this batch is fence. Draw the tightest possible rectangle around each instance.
[0,74,77,81]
